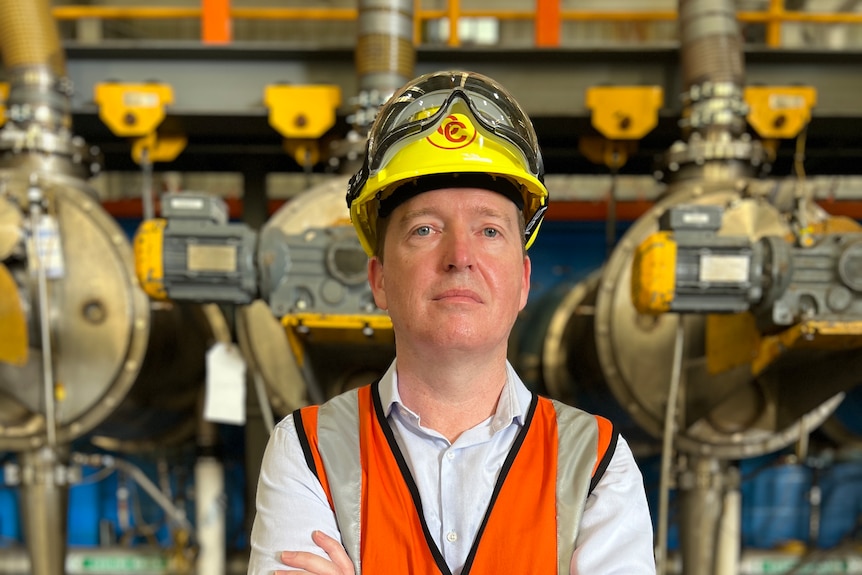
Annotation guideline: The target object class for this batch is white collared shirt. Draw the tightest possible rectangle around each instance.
[248,360,656,574]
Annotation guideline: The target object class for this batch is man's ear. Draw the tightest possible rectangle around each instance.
[368,256,388,310]
[519,255,531,311]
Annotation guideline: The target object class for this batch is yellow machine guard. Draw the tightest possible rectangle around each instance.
[0,263,28,366]
[264,85,341,140]
[133,218,168,300]
[132,133,188,164]
[0,82,9,127]
[585,86,664,140]
[94,82,175,138]
[744,86,817,140]
[631,231,677,314]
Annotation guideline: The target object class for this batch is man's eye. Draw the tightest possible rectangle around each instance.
[415,226,431,236]
[483,228,499,238]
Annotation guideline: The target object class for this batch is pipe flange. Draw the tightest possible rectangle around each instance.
[681,100,750,131]
[327,129,367,172]
[680,82,749,131]
[347,89,391,128]
[0,127,102,177]
[682,81,742,105]
[661,134,769,174]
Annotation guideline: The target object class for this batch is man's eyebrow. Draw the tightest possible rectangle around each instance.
[400,206,512,222]
[398,207,438,223]
[475,206,513,223]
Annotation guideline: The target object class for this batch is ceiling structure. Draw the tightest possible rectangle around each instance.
[59,44,862,178]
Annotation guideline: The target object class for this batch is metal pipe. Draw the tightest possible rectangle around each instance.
[72,452,195,534]
[0,0,99,178]
[0,0,70,133]
[334,0,415,171]
[678,457,729,574]
[113,457,194,534]
[715,484,742,575]
[141,148,155,221]
[662,0,768,184]
[16,447,71,575]
[655,319,685,575]
[26,178,57,449]
[356,0,415,101]
[680,0,745,89]
[195,456,226,575]
[0,0,65,78]
[678,0,746,139]
[253,369,276,434]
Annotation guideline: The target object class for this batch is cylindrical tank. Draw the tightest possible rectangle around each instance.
[0,170,223,452]
[536,180,845,459]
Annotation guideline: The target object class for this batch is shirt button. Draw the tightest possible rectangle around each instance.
[446,531,458,543]
[446,451,455,460]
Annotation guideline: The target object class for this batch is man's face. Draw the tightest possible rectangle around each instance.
[367,187,531,357]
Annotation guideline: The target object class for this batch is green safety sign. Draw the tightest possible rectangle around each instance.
[70,555,168,573]
[743,557,862,574]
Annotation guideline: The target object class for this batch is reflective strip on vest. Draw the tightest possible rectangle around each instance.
[295,384,618,575]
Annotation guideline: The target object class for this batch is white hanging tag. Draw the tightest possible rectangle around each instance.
[203,342,247,425]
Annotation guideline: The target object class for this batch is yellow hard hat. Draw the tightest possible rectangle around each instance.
[346,70,549,256]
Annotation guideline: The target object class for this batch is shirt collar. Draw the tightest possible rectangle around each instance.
[377,359,533,433]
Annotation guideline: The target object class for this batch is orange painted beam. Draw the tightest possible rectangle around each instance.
[447,0,460,47]
[766,0,784,48]
[202,0,232,44]
[52,6,200,20]
[232,7,357,20]
[545,200,653,222]
[100,198,862,223]
[535,0,560,47]
[559,10,675,22]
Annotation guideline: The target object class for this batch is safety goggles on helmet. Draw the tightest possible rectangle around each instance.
[347,70,545,207]
[346,70,549,255]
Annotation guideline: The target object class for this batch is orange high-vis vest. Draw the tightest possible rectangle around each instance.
[294,383,618,575]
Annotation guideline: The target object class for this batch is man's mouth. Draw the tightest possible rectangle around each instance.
[434,289,483,303]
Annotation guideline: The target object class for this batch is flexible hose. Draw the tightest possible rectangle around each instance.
[0,0,66,77]
[356,0,415,96]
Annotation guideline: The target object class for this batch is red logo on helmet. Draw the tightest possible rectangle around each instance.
[426,114,477,150]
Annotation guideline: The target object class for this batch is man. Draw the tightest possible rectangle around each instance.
[248,70,656,575]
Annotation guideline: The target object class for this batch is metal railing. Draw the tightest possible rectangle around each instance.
[50,0,862,47]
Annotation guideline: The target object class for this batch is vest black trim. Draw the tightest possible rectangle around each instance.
[293,408,320,484]
[370,382,539,575]
[371,382,452,575]
[588,426,619,496]
[460,393,539,575]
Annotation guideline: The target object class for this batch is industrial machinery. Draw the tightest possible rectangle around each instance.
[0,2,232,574]
[131,2,415,547]
[133,0,416,421]
[5,1,862,574]
[513,1,862,573]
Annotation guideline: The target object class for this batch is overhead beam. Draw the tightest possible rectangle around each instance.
[25,44,862,175]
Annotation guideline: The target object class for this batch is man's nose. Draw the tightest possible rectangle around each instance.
[444,228,475,271]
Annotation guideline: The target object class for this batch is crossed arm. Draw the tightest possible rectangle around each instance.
[247,419,352,575]
[248,414,656,575]
[274,530,354,575]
